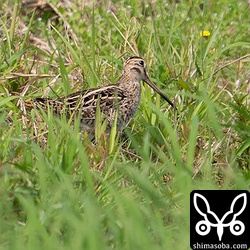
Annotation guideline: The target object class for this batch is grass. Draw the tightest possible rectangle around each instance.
[0,0,250,249]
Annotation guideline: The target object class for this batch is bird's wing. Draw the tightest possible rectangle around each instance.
[34,85,125,121]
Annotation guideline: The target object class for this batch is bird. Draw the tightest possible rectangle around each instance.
[31,56,175,136]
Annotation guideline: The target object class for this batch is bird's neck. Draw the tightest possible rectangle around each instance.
[117,75,141,95]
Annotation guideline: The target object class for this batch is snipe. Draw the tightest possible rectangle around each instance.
[32,56,175,135]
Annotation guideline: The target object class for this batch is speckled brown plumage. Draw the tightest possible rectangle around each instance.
[32,57,174,135]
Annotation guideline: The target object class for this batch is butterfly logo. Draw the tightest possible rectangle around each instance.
[193,193,247,241]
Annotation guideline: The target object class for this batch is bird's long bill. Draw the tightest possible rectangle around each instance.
[144,75,174,108]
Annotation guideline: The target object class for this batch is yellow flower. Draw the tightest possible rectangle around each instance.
[200,30,210,37]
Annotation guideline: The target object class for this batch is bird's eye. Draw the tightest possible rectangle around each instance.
[138,60,144,67]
